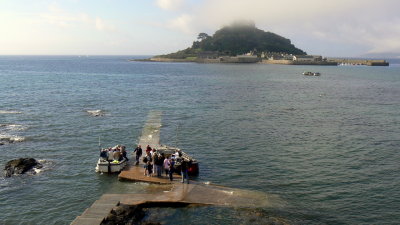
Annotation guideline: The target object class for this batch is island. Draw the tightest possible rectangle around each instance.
[134,21,388,66]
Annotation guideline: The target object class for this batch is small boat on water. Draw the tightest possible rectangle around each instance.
[96,158,127,173]
[96,145,128,173]
[303,71,321,76]
[155,145,199,176]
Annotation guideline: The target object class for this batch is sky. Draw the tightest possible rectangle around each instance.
[1,0,400,57]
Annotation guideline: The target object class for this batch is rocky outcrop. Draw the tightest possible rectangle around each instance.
[4,158,42,177]
[102,204,145,225]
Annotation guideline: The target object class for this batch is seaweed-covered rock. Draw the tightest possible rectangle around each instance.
[4,158,42,177]
[102,204,144,225]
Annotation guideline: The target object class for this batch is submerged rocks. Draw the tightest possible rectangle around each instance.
[4,158,43,177]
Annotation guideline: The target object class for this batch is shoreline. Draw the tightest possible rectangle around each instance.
[131,57,389,66]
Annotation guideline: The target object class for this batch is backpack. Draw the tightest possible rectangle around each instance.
[153,154,159,164]
[174,157,182,169]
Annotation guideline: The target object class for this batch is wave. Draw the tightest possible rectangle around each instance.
[32,159,55,175]
[0,124,28,131]
[86,109,105,117]
[0,110,22,114]
[0,134,26,144]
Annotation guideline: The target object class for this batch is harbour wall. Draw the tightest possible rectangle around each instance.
[197,56,260,63]
[134,57,389,66]
[327,58,389,66]
[141,57,196,62]
[260,59,338,66]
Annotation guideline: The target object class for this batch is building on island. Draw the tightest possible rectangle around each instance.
[196,51,259,63]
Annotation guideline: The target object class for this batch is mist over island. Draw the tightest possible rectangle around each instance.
[157,21,306,59]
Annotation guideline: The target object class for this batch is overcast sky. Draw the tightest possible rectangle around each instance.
[1,0,400,57]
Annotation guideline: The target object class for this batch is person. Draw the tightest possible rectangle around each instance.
[133,145,142,165]
[168,158,175,181]
[143,152,152,176]
[154,152,164,177]
[173,150,180,159]
[121,145,128,161]
[180,159,189,184]
[100,149,108,160]
[152,151,160,177]
[113,148,122,161]
[107,148,114,161]
[163,156,170,176]
[146,145,152,154]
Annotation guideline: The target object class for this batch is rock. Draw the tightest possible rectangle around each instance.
[4,158,43,177]
[102,204,145,225]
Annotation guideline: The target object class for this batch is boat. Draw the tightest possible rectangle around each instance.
[96,146,128,173]
[303,71,321,76]
[303,71,313,76]
[156,145,199,176]
[96,158,127,173]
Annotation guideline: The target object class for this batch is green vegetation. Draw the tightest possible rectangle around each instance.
[158,21,306,59]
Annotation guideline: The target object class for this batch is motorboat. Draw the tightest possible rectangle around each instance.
[96,146,128,173]
[303,71,321,76]
[155,145,199,176]
[96,158,127,173]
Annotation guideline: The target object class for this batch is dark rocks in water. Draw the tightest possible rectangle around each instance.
[102,204,145,225]
[4,158,43,177]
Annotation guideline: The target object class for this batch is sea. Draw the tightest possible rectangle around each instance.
[0,56,399,225]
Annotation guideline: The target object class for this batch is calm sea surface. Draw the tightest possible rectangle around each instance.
[0,56,399,224]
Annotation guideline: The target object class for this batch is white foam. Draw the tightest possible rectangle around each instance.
[0,124,27,131]
[222,190,234,195]
[86,110,105,117]
[34,159,54,174]
[0,110,22,114]
[33,168,43,174]
[0,134,25,143]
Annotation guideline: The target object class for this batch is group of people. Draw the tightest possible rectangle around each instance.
[133,144,190,184]
[100,145,129,163]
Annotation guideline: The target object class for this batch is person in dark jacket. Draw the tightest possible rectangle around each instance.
[133,145,142,165]
[180,160,189,184]
[168,158,175,181]
[121,145,128,161]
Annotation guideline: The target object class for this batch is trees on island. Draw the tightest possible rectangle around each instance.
[160,22,306,59]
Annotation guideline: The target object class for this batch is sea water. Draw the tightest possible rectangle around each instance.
[0,56,399,224]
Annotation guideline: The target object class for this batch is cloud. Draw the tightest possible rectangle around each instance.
[95,17,115,31]
[159,0,400,56]
[166,14,193,34]
[39,4,115,32]
[155,0,184,11]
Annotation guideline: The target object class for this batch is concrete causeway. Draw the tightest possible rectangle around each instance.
[71,111,269,224]
[71,177,270,225]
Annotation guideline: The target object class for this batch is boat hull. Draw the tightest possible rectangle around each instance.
[96,159,127,173]
[188,162,199,176]
[156,145,200,176]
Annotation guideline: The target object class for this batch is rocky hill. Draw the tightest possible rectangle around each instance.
[158,21,306,59]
